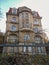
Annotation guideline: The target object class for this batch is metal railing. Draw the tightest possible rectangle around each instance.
[0,43,49,47]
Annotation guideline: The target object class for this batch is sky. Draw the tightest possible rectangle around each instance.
[0,0,49,38]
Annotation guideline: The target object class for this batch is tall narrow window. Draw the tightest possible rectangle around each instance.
[26,22,29,28]
[10,47,14,53]
[22,21,24,28]
[22,12,24,19]
[22,12,24,28]
[24,35,30,41]
[23,47,26,52]
[28,47,32,52]
[26,13,28,19]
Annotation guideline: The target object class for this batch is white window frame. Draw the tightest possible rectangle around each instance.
[28,47,32,52]
[38,47,42,53]
[23,47,26,52]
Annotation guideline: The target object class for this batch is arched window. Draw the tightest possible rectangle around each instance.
[35,36,42,43]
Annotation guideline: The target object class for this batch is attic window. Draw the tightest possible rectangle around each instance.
[12,8,17,14]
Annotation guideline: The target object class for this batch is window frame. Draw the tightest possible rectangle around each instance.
[11,25,16,31]
[33,27,39,33]
[24,35,30,41]
[12,8,17,14]
[26,21,29,28]
[33,20,39,25]
[12,17,16,22]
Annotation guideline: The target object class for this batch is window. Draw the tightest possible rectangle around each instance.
[8,36,17,43]
[38,47,42,53]
[26,13,28,19]
[10,47,14,53]
[22,13,24,28]
[23,47,26,52]
[35,36,42,43]
[33,28,38,33]
[22,22,24,28]
[12,8,17,14]
[33,20,38,24]
[24,35,30,41]
[12,17,16,22]
[11,25,16,31]
[26,22,29,28]
[22,12,24,19]
[28,47,32,52]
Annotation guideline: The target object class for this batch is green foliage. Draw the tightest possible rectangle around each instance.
[0,53,49,65]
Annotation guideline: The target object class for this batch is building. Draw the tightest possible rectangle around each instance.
[3,6,47,54]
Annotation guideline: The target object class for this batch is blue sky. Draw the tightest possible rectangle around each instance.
[0,0,49,38]
[0,0,23,32]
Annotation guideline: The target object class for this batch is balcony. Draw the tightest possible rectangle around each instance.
[0,43,49,47]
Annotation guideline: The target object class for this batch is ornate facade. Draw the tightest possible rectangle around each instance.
[3,6,47,54]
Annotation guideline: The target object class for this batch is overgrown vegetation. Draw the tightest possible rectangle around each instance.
[0,53,49,65]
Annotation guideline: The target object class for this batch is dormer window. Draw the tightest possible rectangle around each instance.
[12,8,17,14]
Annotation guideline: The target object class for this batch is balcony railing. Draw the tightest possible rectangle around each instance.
[0,43,49,47]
